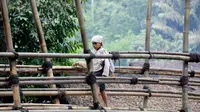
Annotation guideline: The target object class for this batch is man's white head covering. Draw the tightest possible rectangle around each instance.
[91,35,103,43]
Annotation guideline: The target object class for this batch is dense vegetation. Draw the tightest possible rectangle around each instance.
[0,0,82,65]
[0,0,82,103]
[84,0,200,53]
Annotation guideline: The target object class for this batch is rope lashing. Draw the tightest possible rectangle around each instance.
[130,76,138,85]
[8,50,19,61]
[143,85,152,97]
[42,61,52,74]
[179,76,189,86]
[141,63,150,74]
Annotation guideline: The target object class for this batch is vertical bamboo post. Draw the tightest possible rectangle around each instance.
[143,0,152,109]
[182,0,190,111]
[0,0,21,108]
[75,0,99,107]
[30,0,60,104]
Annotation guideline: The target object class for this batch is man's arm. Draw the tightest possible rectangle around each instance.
[102,59,110,77]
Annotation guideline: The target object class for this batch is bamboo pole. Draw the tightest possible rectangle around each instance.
[182,0,190,111]
[0,0,21,108]
[0,107,139,111]
[0,104,180,112]
[0,76,200,84]
[0,107,142,112]
[0,109,178,112]
[143,0,152,109]
[0,52,191,60]
[111,51,189,56]
[30,0,59,104]
[75,0,99,107]
[0,79,158,86]
[0,78,199,86]
[0,103,142,111]
[1,65,200,77]
[0,103,79,107]
[0,104,183,112]
[0,109,149,112]
[0,88,199,96]
[0,91,199,100]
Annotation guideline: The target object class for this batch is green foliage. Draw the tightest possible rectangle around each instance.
[84,0,147,42]
[0,0,82,65]
[83,0,200,55]
[0,0,83,103]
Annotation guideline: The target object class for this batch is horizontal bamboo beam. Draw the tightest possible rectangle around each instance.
[0,52,190,60]
[0,108,168,112]
[0,76,199,86]
[0,88,199,96]
[0,103,179,111]
[4,76,200,84]
[0,66,86,74]
[0,103,78,107]
[1,65,199,77]
[0,104,138,111]
[0,108,141,112]
[0,76,160,81]
[0,91,199,100]
[0,79,161,86]
[113,51,189,56]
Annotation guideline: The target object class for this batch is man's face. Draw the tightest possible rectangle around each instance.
[92,42,102,50]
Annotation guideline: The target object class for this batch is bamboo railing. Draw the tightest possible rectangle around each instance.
[0,0,195,111]
[0,52,191,60]
[0,65,200,77]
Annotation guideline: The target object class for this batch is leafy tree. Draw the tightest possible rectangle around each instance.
[84,0,200,53]
[84,0,147,42]
[0,0,83,103]
[0,0,82,65]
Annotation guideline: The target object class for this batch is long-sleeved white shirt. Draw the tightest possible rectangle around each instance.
[93,47,110,77]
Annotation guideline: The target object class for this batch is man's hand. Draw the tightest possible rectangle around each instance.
[72,61,87,68]
[111,73,116,78]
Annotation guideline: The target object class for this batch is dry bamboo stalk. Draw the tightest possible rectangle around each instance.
[0,88,199,96]
[0,79,157,85]
[1,65,200,77]
[30,0,59,104]
[0,52,191,60]
[0,103,78,107]
[0,105,138,111]
[0,108,177,112]
[0,91,199,100]
[143,0,152,109]
[0,77,199,86]
[0,0,21,108]
[113,51,189,56]
[0,76,199,84]
[1,65,200,78]
[0,104,179,111]
[182,0,190,111]
[0,107,142,112]
[0,76,159,81]
[0,67,86,74]
[75,0,99,107]
[16,80,199,86]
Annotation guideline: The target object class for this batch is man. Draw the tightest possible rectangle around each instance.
[91,35,110,107]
